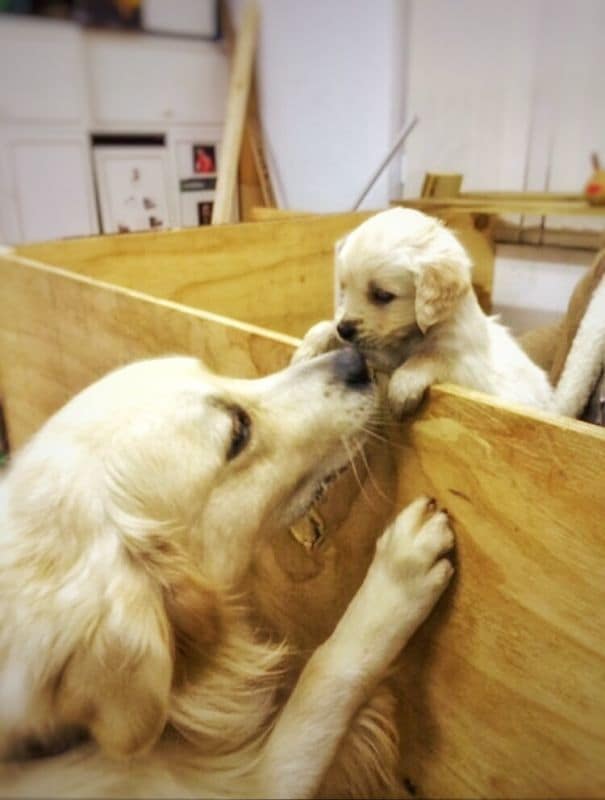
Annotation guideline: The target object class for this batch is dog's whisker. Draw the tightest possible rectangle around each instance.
[361,423,408,452]
[357,444,392,505]
[341,437,380,511]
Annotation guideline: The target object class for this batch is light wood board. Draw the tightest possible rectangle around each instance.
[16,217,373,339]
[0,252,295,448]
[393,385,605,798]
[395,196,605,217]
[211,1,259,224]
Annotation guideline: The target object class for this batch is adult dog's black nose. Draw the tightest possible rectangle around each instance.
[337,320,358,342]
[334,348,371,388]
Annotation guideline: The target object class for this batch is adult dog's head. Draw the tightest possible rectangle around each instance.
[334,208,472,370]
[0,351,375,760]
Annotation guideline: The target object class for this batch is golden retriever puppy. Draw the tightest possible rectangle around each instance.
[293,207,553,415]
[0,351,454,798]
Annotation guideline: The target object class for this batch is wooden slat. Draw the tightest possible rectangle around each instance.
[0,252,295,448]
[421,172,463,197]
[461,190,586,202]
[395,197,605,217]
[212,1,259,224]
[494,219,604,251]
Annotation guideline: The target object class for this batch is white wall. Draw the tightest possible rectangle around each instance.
[492,246,592,333]
[233,0,409,212]
[404,0,541,195]
[405,0,605,203]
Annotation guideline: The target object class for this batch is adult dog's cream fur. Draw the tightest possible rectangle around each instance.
[294,207,553,415]
[0,352,454,798]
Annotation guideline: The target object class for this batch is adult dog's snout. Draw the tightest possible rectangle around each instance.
[333,347,371,388]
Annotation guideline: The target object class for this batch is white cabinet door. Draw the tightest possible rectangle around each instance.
[85,31,228,127]
[0,16,88,125]
[4,135,98,243]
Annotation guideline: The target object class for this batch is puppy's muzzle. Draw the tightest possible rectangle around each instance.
[333,347,371,388]
[336,319,358,342]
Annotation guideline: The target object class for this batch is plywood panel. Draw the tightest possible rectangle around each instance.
[16,217,367,338]
[17,212,496,334]
[392,385,605,798]
[0,252,296,448]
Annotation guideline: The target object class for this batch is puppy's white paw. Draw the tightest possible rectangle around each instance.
[372,496,454,636]
[388,368,431,418]
[291,320,340,365]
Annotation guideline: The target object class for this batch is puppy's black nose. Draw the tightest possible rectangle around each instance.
[337,320,358,342]
[334,347,371,388]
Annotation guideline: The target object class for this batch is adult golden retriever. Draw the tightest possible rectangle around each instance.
[0,351,453,798]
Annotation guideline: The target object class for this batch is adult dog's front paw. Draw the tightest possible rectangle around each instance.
[387,368,431,417]
[291,320,340,365]
[373,496,454,634]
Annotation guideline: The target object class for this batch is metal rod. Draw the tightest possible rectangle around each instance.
[351,115,420,211]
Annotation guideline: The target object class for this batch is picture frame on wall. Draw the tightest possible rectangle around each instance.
[197,201,213,225]
[93,143,173,234]
[192,144,216,175]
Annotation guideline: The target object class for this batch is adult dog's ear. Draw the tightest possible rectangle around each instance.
[415,251,472,333]
[55,552,222,758]
[55,563,174,759]
[162,567,223,684]
[124,532,223,681]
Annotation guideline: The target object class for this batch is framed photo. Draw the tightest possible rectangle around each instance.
[93,147,173,234]
[192,145,216,175]
[197,201,213,225]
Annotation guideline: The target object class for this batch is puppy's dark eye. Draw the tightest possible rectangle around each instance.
[227,406,251,461]
[370,286,396,305]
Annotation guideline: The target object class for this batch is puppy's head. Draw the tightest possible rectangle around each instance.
[334,208,472,366]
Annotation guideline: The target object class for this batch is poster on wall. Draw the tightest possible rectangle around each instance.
[93,146,172,234]
[192,145,216,175]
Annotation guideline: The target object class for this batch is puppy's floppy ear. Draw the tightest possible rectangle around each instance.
[415,249,472,333]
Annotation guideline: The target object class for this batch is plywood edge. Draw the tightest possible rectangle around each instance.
[0,251,301,349]
[429,382,605,442]
[14,214,375,266]
[395,197,605,217]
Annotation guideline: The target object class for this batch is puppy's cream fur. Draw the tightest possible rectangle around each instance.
[0,353,454,798]
[294,207,553,415]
